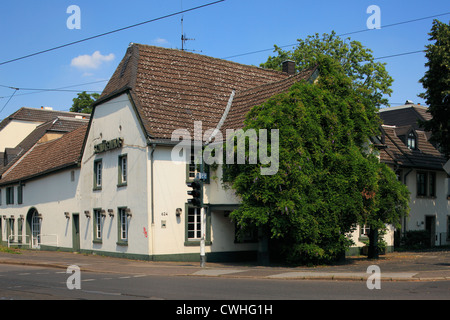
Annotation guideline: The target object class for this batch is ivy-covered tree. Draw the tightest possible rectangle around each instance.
[223,56,409,265]
[419,19,450,158]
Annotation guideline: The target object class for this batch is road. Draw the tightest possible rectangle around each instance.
[0,264,449,302]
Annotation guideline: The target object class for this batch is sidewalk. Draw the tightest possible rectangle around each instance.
[1,249,450,281]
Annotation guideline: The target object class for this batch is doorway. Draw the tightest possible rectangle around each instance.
[72,213,80,252]
[425,216,436,247]
[26,208,41,249]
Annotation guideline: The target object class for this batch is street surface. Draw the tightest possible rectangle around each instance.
[1,264,449,300]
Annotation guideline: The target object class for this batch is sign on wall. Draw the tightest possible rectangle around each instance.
[94,138,124,154]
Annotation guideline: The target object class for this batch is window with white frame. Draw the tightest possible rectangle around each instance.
[118,155,127,186]
[407,131,417,150]
[118,207,128,243]
[93,209,103,242]
[360,224,370,237]
[94,159,102,190]
[187,207,202,240]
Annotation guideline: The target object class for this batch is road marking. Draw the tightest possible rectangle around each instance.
[193,269,246,276]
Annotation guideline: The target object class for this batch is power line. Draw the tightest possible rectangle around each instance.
[0,0,225,67]
[0,80,109,99]
[221,11,450,60]
[0,89,18,113]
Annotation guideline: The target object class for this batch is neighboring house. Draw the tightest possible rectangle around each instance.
[378,102,450,247]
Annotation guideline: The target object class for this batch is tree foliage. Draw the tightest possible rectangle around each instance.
[223,56,409,265]
[260,31,393,108]
[70,91,99,114]
[419,19,450,158]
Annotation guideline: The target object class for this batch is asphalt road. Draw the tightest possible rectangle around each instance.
[0,264,449,301]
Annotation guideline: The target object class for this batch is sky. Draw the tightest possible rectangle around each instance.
[0,0,449,120]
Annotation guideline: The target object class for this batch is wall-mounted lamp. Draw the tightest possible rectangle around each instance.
[176,208,182,217]
[125,208,132,217]
[2,215,6,220]
[84,210,90,218]
[19,215,24,220]
[64,212,70,219]
[100,209,106,217]
[108,209,114,217]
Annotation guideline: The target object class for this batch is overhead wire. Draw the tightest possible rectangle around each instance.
[0,0,225,66]
[221,11,450,60]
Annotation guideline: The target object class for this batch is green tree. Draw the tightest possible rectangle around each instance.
[260,31,393,108]
[362,161,410,259]
[70,91,99,114]
[223,55,409,265]
[419,19,450,158]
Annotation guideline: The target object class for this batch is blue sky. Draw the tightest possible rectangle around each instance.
[0,0,449,119]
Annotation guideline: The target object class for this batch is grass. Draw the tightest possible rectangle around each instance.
[0,245,22,254]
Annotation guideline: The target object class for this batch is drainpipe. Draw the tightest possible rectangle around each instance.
[149,142,156,259]
[151,143,156,225]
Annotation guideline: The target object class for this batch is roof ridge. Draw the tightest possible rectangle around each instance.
[133,43,289,78]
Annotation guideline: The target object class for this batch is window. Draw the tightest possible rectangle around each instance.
[117,207,128,244]
[187,207,202,240]
[93,209,103,242]
[6,187,14,205]
[7,218,15,242]
[186,147,210,183]
[93,159,102,190]
[118,155,127,186]
[417,172,427,196]
[417,171,436,197]
[429,172,436,197]
[17,185,23,205]
[360,224,370,237]
[407,131,417,150]
[447,216,450,241]
[0,189,2,205]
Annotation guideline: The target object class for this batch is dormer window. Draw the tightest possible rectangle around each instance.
[407,131,417,150]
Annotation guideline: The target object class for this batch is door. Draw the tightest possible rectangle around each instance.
[72,213,80,252]
[31,211,41,248]
[425,216,436,247]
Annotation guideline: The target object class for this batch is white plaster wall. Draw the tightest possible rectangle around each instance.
[0,120,41,150]
[79,94,150,256]
[405,170,450,245]
[0,169,80,249]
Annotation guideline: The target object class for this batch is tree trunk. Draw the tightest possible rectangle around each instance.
[368,228,379,259]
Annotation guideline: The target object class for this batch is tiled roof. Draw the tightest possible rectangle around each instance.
[0,107,90,132]
[99,44,316,141]
[0,124,87,185]
[379,105,446,170]
[0,117,89,176]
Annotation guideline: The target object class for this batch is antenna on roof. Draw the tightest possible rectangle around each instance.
[180,15,201,53]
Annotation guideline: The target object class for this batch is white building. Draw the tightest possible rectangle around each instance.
[378,102,450,247]
[0,44,320,262]
[3,45,441,262]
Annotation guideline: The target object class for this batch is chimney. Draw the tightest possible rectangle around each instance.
[282,60,295,75]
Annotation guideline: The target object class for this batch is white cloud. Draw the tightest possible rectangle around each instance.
[153,38,169,45]
[71,51,115,69]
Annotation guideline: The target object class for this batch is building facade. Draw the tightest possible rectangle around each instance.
[378,103,450,247]
[3,45,442,262]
